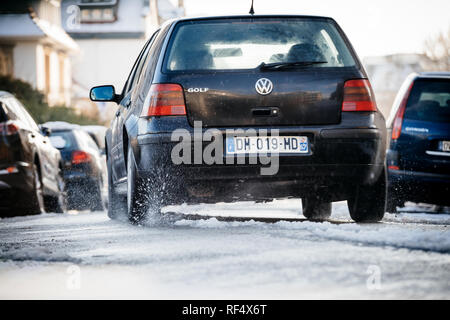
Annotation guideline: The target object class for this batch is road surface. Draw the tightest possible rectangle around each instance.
[0,200,449,299]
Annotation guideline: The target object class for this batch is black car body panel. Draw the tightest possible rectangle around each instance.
[132,111,385,203]
[97,15,386,219]
[167,69,361,127]
[158,16,364,128]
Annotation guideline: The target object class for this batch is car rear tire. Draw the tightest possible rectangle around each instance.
[302,198,332,220]
[348,167,386,223]
[127,145,153,224]
[107,154,126,220]
[27,164,45,215]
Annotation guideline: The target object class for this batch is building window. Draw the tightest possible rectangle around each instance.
[0,45,13,77]
[78,0,117,23]
[80,7,116,22]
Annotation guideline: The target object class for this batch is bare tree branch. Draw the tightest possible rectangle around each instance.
[424,26,450,71]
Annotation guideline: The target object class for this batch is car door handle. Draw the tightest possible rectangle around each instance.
[252,107,279,117]
[125,100,131,108]
[115,110,120,117]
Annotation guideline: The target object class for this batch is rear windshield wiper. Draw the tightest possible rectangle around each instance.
[258,61,328,70]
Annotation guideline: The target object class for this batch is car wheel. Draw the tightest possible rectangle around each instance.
[127,144,153,224]
[27,164,45,215]
[302,197,332,220]
[348,167,386,223]
[45,171,67,213]
[107,154,126,220]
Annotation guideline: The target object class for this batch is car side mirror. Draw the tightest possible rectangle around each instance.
[40,126,52,137]
[90,85,118,102]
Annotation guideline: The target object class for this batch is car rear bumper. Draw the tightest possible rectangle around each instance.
[132,114,386,203]
[388,169,450,206]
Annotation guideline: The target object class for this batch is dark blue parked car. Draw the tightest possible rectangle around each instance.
[45,123,106,211]
[386,72,450,212]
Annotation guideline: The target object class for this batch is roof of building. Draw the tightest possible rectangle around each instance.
[0,14,43,38]
[0,13,79,52]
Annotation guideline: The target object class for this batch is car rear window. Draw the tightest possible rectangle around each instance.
[164,18,356,71]
[0,99,19,122]
[50,131,75,150]
[404,79,450,123]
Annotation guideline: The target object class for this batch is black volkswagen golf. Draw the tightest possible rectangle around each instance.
[91,15,387,223]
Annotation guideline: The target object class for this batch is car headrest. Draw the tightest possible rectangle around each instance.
[268,53,285,63]
[418,100,440,109]
[286,43,326,62]
[176,48,214,70]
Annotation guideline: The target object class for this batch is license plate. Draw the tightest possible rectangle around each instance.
[442,141,450,152]
[226,136,309,155]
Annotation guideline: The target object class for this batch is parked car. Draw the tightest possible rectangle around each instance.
[81,125,107,152]
[44,122,106,211]
[0,91,66,216]
[386,72,450,212]
[90,15,387,223]
[81,125,108,201]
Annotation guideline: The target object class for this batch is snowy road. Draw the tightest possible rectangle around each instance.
[0,200,449,299]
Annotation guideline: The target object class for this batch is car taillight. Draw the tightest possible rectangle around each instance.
[391,82,414,140]
[140,84,186,117]
[342,79,377,112]
[0,121,19,135]
[72,150,91,164]
[0,166,18,175]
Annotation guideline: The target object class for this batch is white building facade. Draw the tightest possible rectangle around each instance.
[60,0,184,121]
[0,0,79,106]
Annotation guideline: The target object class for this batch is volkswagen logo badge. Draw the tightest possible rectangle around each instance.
[255,78,273,95]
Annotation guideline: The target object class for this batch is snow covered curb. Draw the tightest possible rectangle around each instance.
[174,217,450,253]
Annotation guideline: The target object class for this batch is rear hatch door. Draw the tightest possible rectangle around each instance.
[172,69,360,127]
[162,17,363,127]
[397,78,450,174]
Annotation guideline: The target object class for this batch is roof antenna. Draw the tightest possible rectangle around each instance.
[249,0,255,15]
